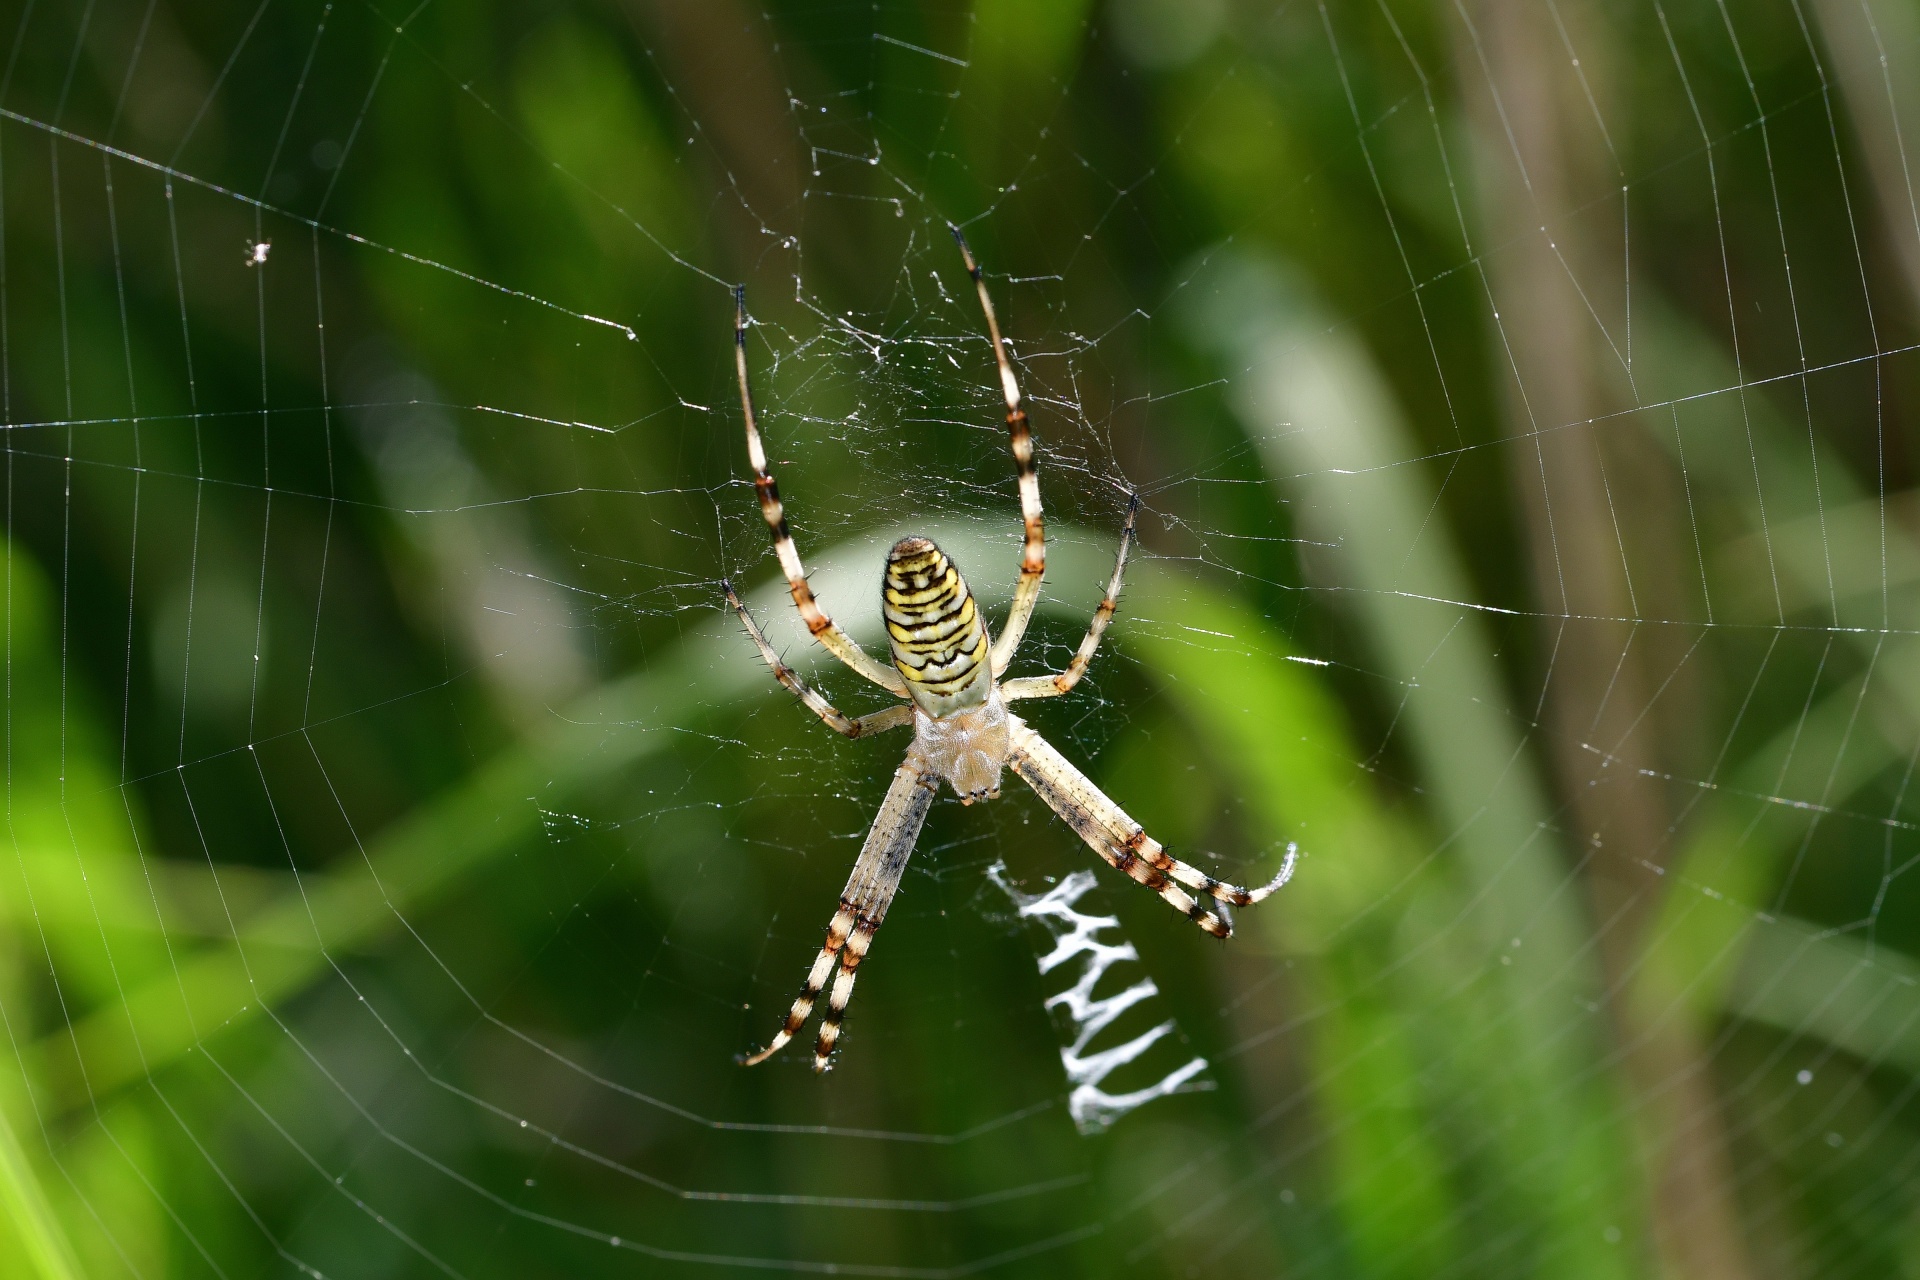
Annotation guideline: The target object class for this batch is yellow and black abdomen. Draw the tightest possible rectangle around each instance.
[884,538,991,717]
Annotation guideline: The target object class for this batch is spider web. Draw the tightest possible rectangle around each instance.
[2,0,1918,1276]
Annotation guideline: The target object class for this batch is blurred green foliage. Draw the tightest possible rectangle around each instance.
[0,0,1918,1276]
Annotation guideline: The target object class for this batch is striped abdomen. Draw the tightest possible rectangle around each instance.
[884,538,991,717]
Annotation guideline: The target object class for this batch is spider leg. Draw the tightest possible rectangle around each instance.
[725,583,915,738]
[734,286,907,695]
[1006,721,1296,939]
[814,917,874,1070]
[950,228,1047,679]
[1001,493,1139,702]
[740,758,937,1071]
[739,907,852,1068]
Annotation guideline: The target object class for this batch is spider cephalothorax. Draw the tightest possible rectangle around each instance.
[725,228,1296,1073]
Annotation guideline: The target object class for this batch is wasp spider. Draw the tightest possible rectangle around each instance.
[727,229,1297,1073]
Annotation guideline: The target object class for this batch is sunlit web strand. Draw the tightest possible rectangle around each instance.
[0,106,642,343]
[0,400,629,436]
[6,447,715,526]
[1233,334,1920,488]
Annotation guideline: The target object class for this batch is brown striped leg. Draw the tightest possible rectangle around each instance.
[1006,721,1296,938]
[724,583,915,739]
[1020,716,1297,907]
[1124,828,1297,905]
[950,228,1048,677]
[739,905,853,1067]
[1008,733,1230,939]
[740,759,937,1071]
[734,286,906,696]
[813,919,875,1071]
[1002,494,1139,702]
[1022,728,1297,906]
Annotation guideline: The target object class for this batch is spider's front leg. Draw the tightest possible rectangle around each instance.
[740,758,937,1072]
[1005,720,1296,938]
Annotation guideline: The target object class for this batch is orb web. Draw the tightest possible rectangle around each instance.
[0,1,1916,1277]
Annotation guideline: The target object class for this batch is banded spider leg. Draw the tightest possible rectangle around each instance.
[1006,720,1296,939]
[740,761,938,1072]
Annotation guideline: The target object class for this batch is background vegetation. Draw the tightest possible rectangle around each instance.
[0,0,1917,1276]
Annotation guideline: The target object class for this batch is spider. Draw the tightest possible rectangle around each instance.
[727,228,1297,1073]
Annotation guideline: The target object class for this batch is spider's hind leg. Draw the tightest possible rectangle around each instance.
[732,286,908,696]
